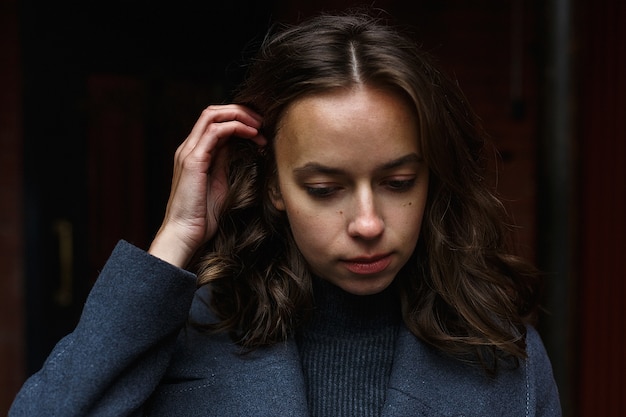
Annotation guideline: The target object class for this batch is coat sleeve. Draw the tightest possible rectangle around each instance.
[9,240,198,417]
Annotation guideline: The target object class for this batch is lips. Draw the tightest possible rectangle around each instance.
[342,254,392,275]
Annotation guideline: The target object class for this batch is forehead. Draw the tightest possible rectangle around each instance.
[274,87,421,169]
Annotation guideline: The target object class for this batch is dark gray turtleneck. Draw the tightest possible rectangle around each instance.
[296,278,401,417]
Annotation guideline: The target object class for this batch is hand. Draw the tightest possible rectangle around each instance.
[149,105,266,268]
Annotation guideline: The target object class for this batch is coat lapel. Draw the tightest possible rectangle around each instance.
[381,326,449,417]
[382,326,529,417]
[149,286,310,416]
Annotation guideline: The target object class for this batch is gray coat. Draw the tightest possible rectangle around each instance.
[10,241,562,416]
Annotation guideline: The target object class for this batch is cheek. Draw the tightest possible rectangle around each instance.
[284,205,343,255]
[286,217,328,265]
[396,200,428,240]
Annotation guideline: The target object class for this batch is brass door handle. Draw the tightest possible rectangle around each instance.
[52,219,73,307]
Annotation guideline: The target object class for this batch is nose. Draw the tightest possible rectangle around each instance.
[347,188,385,240]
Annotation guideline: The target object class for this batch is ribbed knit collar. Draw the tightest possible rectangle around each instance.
[302,277,402,337]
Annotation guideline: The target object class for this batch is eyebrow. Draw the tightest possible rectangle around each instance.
[292,153,424,177]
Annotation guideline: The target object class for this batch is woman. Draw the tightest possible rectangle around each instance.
[10,11,561,417]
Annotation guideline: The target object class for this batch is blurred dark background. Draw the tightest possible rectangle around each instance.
[1,0,624,415]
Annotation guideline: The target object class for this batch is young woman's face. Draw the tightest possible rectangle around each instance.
[271,86,429,295]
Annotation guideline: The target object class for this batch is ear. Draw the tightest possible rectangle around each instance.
[269,182,286,211]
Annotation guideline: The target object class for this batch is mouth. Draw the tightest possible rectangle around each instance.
[342,254,393,275]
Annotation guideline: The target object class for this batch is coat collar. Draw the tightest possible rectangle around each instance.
[184,286,451,416]
[181,287,528,416]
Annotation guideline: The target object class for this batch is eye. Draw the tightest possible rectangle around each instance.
[305,185,340,198]
[384,178,416,192]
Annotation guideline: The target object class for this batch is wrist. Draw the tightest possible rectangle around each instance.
[148,230,197,269]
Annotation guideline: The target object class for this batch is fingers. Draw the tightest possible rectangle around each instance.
[150,105,265,267]
[188,104,263,145]
[177,104,266,166]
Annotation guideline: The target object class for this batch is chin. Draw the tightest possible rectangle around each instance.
[338,277,395,296]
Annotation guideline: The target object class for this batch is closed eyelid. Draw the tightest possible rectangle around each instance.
[304,184,342,198]
[383,177,417,190]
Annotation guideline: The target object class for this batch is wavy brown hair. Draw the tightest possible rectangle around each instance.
[195,11,541,372]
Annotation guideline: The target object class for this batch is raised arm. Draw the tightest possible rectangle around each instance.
[10,105,265,416]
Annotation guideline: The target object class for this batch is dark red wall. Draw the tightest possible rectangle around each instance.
[577,1,626,416]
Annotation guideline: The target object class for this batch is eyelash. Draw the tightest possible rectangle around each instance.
[305,186,340,198]
[384,178,416,192]
[305,178,417,198]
